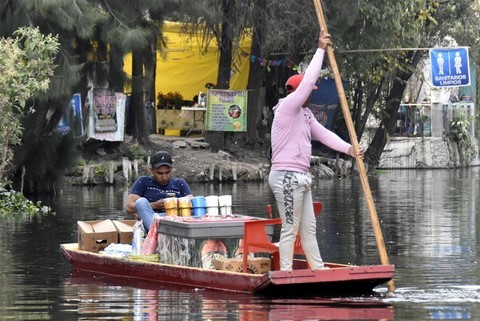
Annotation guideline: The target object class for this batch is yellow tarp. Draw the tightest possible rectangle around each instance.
[124,21,252,102]
[155,109,205,132]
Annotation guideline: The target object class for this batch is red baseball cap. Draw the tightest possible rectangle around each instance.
[285,74,318,93]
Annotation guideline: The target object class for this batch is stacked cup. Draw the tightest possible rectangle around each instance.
[191,196,207,217]
[177,197,192,217]
[164,197,178,216]
[205,195,219,216]
[219,195,233,216]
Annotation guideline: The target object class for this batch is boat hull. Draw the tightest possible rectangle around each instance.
[60,243,394,296]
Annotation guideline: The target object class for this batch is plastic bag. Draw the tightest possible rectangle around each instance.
[131,220,145,255]
[141,216,160,254]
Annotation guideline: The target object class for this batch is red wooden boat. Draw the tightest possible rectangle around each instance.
[60,243,394,297]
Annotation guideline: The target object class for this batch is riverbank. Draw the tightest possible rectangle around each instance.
[67,134,354,185]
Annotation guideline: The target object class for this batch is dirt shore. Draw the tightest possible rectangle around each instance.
[74,134,271,184]
[148,134,271,182]
[73,134,353,185]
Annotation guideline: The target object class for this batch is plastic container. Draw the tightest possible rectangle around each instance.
[192,207,206,217]
[191,196,206,208]
[131,221,144,255]
[178,197,192,217]
[219,195,233,216]
[178,197,191,207]
[157,216,275,238]
[205,195,219,216]
[178,197,192,216]
[164,197,178,216]
[178,208,190,216]
[191,196,207,217]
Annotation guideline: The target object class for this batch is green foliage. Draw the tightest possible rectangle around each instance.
[22,132,81,194]
[0,27,59,110]
[120,143,149,161]
[0,27,59,188]
[0,190,53,217]
[450,109,477,165]
[95,163,105,176]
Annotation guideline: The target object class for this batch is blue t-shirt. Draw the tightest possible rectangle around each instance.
[129,176,192,203]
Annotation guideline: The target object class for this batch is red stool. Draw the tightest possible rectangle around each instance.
[242,201,323,272]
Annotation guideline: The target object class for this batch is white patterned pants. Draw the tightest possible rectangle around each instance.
[268,170,325,270]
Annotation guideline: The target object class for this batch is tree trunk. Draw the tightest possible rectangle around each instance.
[144,40,157,135]
[367,51,423,168]
[131,49,150,145]
[245,0,266,149]
[216,0,233,90]
[352,77,384,142]
[205,0,234,152]
[367,82,404,168]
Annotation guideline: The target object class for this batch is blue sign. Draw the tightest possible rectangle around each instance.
[56,93,84,138]
[430,47,470,87]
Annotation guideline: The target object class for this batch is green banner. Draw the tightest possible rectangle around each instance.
[205,89,247,132]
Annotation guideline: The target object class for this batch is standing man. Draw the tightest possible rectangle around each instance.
[126,150,193,231]
[269,29,364,271]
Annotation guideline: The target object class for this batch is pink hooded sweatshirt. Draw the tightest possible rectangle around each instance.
[270,48,351,173]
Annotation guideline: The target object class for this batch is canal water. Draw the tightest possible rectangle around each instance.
[0,168,479,320]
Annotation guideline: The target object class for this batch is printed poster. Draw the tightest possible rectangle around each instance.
[87,92,126,142]
[93,88,117,132]
[205,89,247,132]
[56,93,84,138]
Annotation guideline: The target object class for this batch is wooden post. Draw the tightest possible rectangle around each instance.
[312,0,395,293]
[82,164,89,184]
[106,162,114,184]
[210,164,215,181]
[232,163,237,181]
[133,159,139,178]
[122,158,130,182]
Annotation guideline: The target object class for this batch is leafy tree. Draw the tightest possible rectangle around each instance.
[0,0,179,193]
[1,0,106,193]
[334,0,429,166]
[249,1,479,168]
[260,0,479,168]
[344,0,478,168]
[0,27,59,189]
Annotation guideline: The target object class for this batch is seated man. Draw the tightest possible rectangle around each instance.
[125,150,193,231]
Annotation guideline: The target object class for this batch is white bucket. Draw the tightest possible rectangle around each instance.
[207,206,219,216]
[205,195,219,216]
[219,195,232,216]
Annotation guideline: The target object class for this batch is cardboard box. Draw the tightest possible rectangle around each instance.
[77,219,118,253]
[213,256,271,274]
[112,220,138,244]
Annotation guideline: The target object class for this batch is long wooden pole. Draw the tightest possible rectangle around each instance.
[312,0,395,293]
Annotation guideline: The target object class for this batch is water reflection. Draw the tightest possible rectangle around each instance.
[63,270,395,320]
